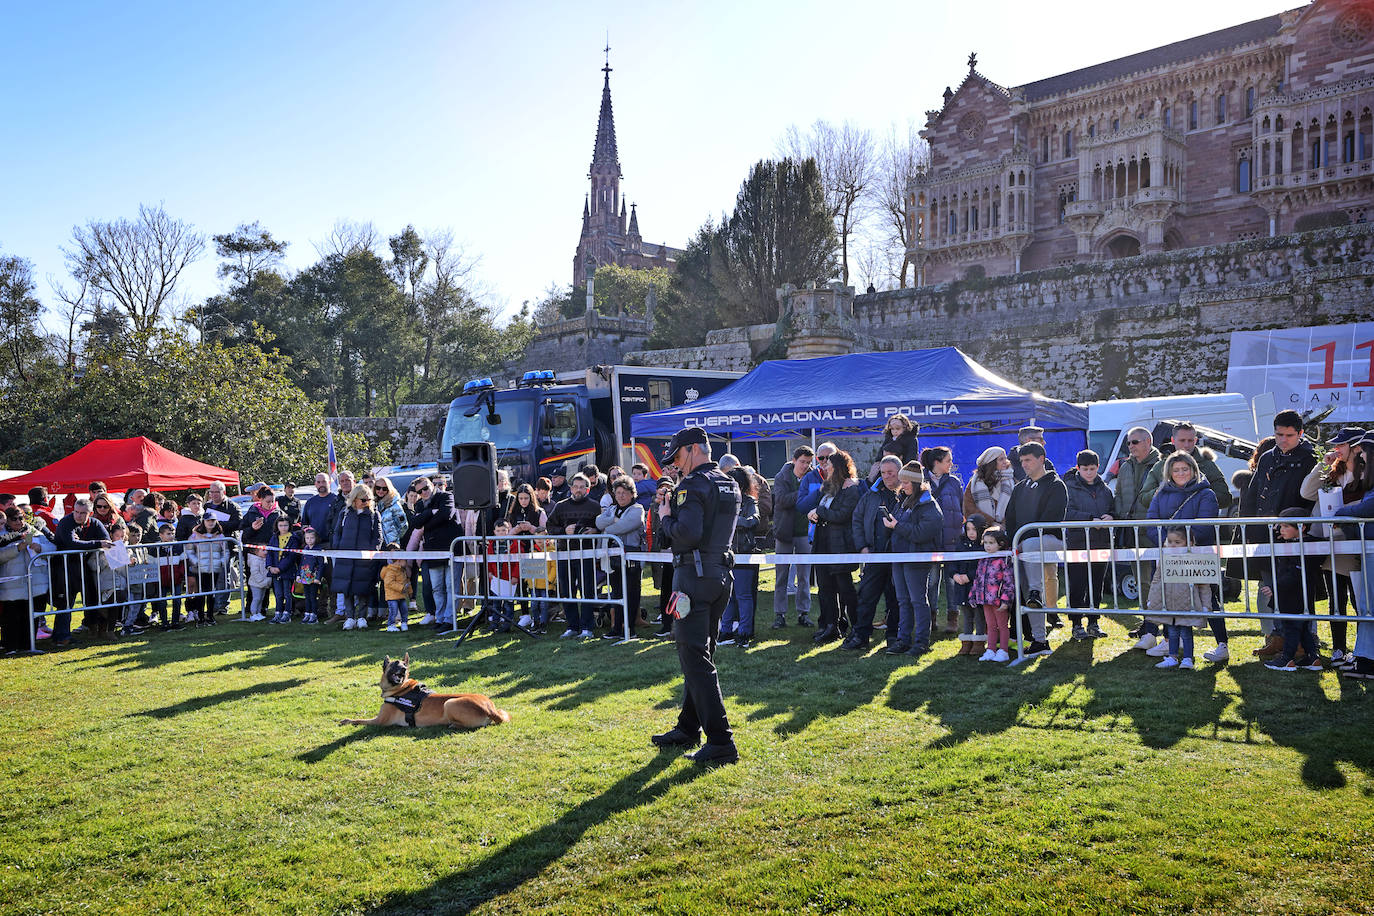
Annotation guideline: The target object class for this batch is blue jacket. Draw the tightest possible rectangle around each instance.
[891,492,943,556]
[1145,478,1219,546]
[330,508,382,596]
[1334,490,1374,537]
[266,531,300,580]
[794,468,826,515]
[927,472,965,549]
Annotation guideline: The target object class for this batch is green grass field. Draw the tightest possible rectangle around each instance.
[1,572,1372,915]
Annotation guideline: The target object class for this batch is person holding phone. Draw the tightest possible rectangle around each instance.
[844,455,903,652]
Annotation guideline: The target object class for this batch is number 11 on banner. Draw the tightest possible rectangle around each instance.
[1311,339,1374,389]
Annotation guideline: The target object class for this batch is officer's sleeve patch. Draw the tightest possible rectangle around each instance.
[676,491,686,506]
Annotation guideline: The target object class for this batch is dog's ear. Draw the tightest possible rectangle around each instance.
[381,657,389,669]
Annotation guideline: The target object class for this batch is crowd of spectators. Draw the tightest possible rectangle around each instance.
[2,409,1372,679]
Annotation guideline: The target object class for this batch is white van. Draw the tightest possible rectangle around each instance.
[1086,393,1258,465]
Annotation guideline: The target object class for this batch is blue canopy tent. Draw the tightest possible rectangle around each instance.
[630,348,1088,479]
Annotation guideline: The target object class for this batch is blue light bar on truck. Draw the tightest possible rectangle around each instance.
[462,377,495,393]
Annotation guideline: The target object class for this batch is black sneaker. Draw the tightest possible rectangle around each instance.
[686,742,738,766]
[771,614,787,630]
[841,637,870,651]
[1071,625,1088,641]
[651,727,700,748]
[905,644,929,658]
[735,634,753,649]
[717,633,737,646]
[1024,591,1044,610]
[797,613,814,628]
[653,627,673,638]
[885,641,910,655]
[1086,623,1107,639]
[1341,657,1374,679]
[1025,640,1052,657]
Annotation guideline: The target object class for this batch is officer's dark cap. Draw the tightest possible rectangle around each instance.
[661,427,708,462]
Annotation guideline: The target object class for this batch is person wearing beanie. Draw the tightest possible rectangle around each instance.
[965,445,1014,526]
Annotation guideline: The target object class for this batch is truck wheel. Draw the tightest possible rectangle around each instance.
[1115,570,1139,602]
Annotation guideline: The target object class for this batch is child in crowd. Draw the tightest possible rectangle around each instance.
[149,522,185,629]
[380,543,411,632]
[969,526,1015,662]
[85,518,128,639]
[950,513,990,655]
[1262,509,1328,672]
[185,516,228,626]
[266,516,298,624]
[1144,527,1210,670]
[246,543,272,621]
[119,525,156,636]
[295,527,325,624]
[485,519,519,633]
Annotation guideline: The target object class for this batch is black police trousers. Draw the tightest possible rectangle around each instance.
[672,564,734,746]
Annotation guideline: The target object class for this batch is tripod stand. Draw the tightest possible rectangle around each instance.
[453,533,540,645]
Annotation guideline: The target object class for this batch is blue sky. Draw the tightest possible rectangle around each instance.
[2,0,1294,322]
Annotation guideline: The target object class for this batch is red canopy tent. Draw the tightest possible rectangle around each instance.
[3,437,239,495]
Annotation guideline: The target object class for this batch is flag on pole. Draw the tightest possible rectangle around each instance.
[326,425,337,482]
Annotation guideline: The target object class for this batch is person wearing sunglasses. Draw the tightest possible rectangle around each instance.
[410,475,460,630]
[1113,427,1160,524]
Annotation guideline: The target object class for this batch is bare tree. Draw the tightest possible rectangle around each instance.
[63,203,205,336]
[877,121,931,288]
[49,273,105,370]
[313,219,380,259]
[781,120,876,285]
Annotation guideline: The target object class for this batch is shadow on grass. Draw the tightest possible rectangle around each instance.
[129,677,308,719]
[364,753,698,915]
[1230,661,1374,790]
[296,721,461,763]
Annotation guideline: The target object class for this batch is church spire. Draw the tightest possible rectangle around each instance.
[590,42,622,180]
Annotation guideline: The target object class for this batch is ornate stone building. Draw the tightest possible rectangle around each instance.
[571,56,683,287]
[906,1,1374,284]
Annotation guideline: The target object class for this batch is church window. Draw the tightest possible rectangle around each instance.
[992,200,1000,227]
[1216,93,1227,125]
[1344,132,1356,163]
[971,206,979,231]
[1246,87,1255,118]
[1275,139,1284,173]
[1063,130,1073,156]
[1163,107,1172,128]
[1236,156,1251,193]
[1087,124,1095,138]
[1189,102,1198,130]
[1312,138,1322,169]
[1112,117,1120,132]
[1275,115,1284,131]
[1041,135,1050,162]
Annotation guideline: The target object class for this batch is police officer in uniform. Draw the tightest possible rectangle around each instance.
[650,427,741,765]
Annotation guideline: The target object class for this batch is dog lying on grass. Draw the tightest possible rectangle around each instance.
[339,654,511,729]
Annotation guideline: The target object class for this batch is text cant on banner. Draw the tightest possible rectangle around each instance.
[1161,551,1223,586]
[1226,321,1374,423]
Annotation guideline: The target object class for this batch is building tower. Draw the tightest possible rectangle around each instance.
[573,48,625,286]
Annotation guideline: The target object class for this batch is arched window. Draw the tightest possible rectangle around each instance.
[1345,131,1356,163]
[1246,87,1255,118]
[1216,93,1227,125]
[1275,114,1284,131]
[1041,135,1050,162]
[1275,139,1284,174]
[1237,157,1252,193]
[1112,117,1120,132]
[1063,130,1073,156]
[1087,123,1095,139]
[1163,106,1172,128]
[1188,101,1198,130]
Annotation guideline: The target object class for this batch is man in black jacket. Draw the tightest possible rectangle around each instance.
[51,499,112,646]
[1250,409,1319,657]
[410,475,460,629]
[1004,442,1067,656]
[843,456,902,651]
[545,474,603,638]
[276,482,302,528]
[771,446,816,629]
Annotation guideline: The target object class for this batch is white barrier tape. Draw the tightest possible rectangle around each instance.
[274,545,626,563]
[1016,540,1369,564]
[624,549,1011,565]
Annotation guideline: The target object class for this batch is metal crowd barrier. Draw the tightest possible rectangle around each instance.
[448,533,632,643]
[1010,515,1373,666]
[23,535,247,653]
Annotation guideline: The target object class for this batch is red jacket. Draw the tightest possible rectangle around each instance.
[486,539,522,582]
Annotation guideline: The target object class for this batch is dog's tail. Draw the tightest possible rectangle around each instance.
[490,707,511,725]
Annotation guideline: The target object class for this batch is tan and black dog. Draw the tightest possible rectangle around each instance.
[339,654,511,729]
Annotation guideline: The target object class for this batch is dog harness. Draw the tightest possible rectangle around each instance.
[384,683,432,727]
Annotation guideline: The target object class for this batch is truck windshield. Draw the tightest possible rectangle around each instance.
[442,398,536,453]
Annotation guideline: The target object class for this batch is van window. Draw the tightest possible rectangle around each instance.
[1088,431,1122,465]
[543,399,579,449]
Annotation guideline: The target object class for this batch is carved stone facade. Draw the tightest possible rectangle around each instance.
[625,224,1374,402]
[907,1,1374,285]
